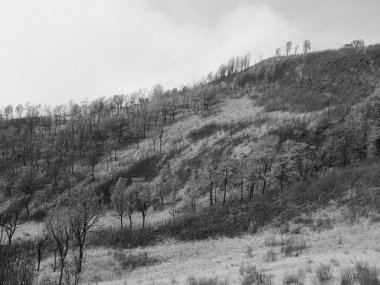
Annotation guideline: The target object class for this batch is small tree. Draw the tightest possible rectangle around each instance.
[154,179,170,208]
[186,169,204,211]
[275,48,281,57]
[111,183,133,230]
[303,40,311,54]
[352,39,365,50]
[35,228,48,271]
[200,157,218,206]
[294,45,299,55]
[168,187,177,219]
[0,199,23,245]
[286,41,292,56]
[132,182,153,228]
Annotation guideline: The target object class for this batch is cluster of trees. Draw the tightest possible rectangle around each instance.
[110,166,180,230]
[211,53,251,81]
[0,81,219,217]
[111,180,152,230]
[0,187,100,285]
[275,40,310,57]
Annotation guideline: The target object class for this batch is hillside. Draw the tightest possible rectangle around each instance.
[1,44,380,284]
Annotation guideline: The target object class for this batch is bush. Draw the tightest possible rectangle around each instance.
[341,269,355,285]
[187,123,225,142]
[0,244,35,285]
[113,251,159,271]
[282,270,305,285]
[263,249,277,262]
[246,245,254,258]
[29,207,47,222]
[241,266,272,285]
[340,262,380,285]
[95,155,161,203]
[280,237,307,257]
[186,277,229,285]
[264,235,287,247]
[315,264,333,284]
[354,262,380,285]
[90,227,156,249]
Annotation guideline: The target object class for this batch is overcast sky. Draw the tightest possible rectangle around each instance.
[0,0,379,107]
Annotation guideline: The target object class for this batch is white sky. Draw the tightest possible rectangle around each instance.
[0,0,379,106]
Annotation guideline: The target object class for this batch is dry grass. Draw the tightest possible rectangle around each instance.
[65,216,380,285]
[263,249,278,262]
[282,270,305,285]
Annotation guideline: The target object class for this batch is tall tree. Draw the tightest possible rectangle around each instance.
[303,40,311,54]
[45,206,72,285]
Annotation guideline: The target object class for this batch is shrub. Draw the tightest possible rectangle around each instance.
[340,269,355,285]
[315,264,333,284]
[113,251,159,271]
[246,245,254,258]
[0,244,35,285]
[94,155,161,203]
[340,262,380,285]
[264,235,286,247]
[263,249,277,262]
[29,207,47,222]
[280,237,307,257]
[186,277,229,285]
[354,262,380,285]
[241,266,272,285]
[187,123,225,142]
[282,270,305,285]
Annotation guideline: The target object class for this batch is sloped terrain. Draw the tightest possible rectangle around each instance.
[2,45,380,285]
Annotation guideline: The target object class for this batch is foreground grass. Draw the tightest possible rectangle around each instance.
[74,212,380,285]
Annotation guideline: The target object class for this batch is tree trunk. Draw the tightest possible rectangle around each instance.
[53,250,57,272]
[142,213,146,229]
[262,179,266,194]
[129,215,133,229]
[59,259,64,285]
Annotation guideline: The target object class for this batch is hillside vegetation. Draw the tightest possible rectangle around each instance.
[1,44,380,284]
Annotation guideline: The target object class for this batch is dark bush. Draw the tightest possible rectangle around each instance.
[187,122,227,142]
[95,154,161,203]
[0,244,35,285]
[113,251,159,271]
[315,264,333,284]
[186,277,229,285]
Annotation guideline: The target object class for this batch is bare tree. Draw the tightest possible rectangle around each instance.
[200,157,218,206]
[45,206,72,285]
[132,182,153,228]
[111,179,131,230]
[0,199,23,245]
[68,187,100,284]
[186,170,201,211]
[35,227,48,271]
